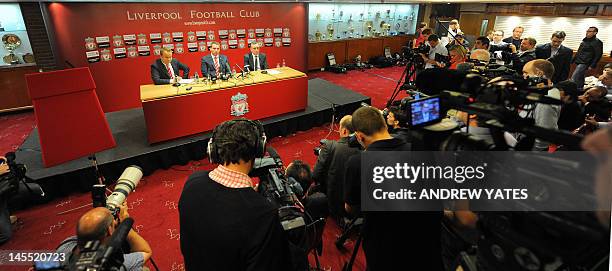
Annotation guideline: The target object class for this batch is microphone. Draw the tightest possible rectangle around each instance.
[235,63,245,77]
[287,176,304,198]
[265,146,283,167]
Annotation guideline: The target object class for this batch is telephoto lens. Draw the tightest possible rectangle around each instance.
[106,165,143,214]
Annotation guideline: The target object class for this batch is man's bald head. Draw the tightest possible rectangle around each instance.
[523,59,555,80]
[77,207,114,247]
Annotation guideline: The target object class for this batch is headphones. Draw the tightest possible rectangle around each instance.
[207,119,267,164]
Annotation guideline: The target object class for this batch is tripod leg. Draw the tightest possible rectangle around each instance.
[343,234,363,271]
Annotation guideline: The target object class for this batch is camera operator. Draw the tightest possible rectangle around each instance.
[555,80,585,132]
[502,37,537,72]
[179,119,293,271]
[521,59,561,151]
[447,45,467,70]
[469,49,490,63]
[420,34,448,69]
[285,160,329,227]
[56,205,152,271]
[473,36,490,51]
[344,106,444,270]
[312,115,360,223]
[413,28,432,48]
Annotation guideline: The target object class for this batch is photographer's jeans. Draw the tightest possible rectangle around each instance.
[0,182,44,244]
[571,63,589,92]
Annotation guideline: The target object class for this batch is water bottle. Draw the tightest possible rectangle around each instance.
[282,59,286,67]
[194,72,199,83]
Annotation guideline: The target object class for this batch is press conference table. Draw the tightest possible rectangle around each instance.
[140,67,307,143]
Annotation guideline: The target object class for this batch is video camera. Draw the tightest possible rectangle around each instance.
[400,42,429,69]
[250,147,324,252]
[403,68,573,149]
[250,147,306,229]
[384,64,608,271]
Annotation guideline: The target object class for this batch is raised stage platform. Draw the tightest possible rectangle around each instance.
[14,78,370,199]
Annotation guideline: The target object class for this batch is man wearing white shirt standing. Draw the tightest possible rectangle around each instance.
[243,42,269,71]
[150,47,190,85]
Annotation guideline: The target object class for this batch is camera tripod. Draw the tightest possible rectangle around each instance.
[56,154,111,215]
[386,52,421,108]
[335,216,364,271]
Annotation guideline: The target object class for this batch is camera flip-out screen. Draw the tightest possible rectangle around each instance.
[408,96,441,127]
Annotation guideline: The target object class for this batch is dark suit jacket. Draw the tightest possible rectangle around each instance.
[502,37,521,49]
[201,54,231,78]
[535,44,573,83]
[150,59,190,85]
[243,53,269,71]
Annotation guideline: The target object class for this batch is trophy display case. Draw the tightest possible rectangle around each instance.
[308,3,419,41]
[0,3,36,67]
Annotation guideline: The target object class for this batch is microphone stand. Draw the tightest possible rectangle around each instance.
[57,154,112,215]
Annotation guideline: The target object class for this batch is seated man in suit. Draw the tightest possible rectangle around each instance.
[201,41,231,79]
[243,42,268,71]
[535,31,572,83]
[150,47,190,85]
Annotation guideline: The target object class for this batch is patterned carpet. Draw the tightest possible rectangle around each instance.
[0,66,406,271]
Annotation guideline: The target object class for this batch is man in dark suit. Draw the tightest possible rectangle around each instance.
[201,41,231,78]
[243,42,268,71]
[502,26,524,49]
[535,31,573,83]
[150,47,190,85]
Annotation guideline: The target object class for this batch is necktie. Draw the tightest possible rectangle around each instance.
[254,56,259,71]
[214,56,220,76]
[166,64,174,79]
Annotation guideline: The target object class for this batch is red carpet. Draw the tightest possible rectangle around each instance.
[0,66,405,270]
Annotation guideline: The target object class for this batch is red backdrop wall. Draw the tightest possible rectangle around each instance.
[47,3,307,112]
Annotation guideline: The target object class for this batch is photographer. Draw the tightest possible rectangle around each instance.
[522,59,561,151]
[312,115,360,224]
[0,156,13,244]
[1,155,45,245]
[179,119,292,271]
[420,34,448,69]
[501,37,537,72]
[56,205,152,271]
[344,106,444,270]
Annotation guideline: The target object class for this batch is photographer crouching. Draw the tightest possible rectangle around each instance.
[1,153,45,245]
[311,115,361,224]
[179,119,306,271]
[56,204,152,271]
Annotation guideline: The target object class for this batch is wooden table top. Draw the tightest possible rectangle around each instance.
[140,66,306,102]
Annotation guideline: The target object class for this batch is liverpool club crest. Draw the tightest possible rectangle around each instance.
[230,93,249,117]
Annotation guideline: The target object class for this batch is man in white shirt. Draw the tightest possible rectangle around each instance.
[150,47,190,85]
[420,34,448,69]
[243,42,269,71]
